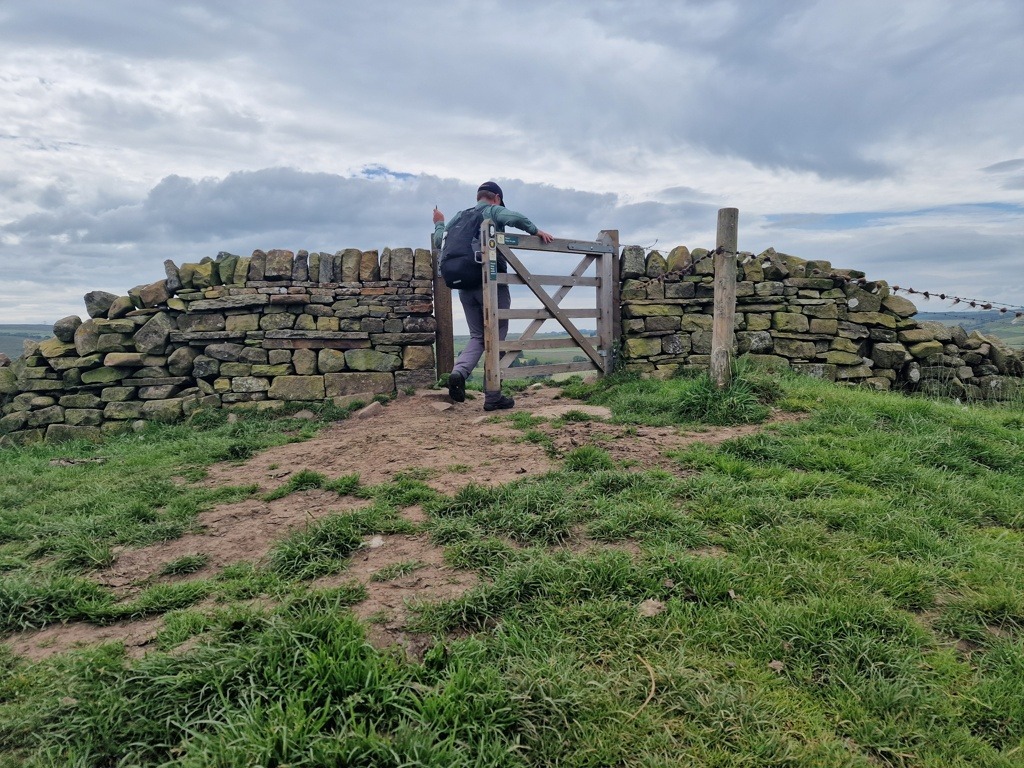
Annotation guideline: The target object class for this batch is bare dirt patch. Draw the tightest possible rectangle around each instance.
[5,384,803,659]
[7,616,166,661]
[96,490,371,596]
[313,532,480,659]
[201,387,568,495]
[203,385,803,490]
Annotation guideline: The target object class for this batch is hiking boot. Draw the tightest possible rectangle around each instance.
[483,394,515,411]
[447,371,466,402]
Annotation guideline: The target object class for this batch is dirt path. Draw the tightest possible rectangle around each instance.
[6,384,802,660]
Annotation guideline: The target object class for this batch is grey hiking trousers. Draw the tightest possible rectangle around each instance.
[453,284,511,403]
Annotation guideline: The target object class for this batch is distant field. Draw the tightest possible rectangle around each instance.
[454,332,596,370]
[0,324,52,359]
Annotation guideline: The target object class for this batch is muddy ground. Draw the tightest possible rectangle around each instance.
[6,384,798,660]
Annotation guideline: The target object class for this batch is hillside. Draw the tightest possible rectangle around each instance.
[916,310,1024,347]
[0,324,51,359]
[1,370,1022,766]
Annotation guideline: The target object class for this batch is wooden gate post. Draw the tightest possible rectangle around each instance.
[598,229,620,373]
[431,240,454,378]
[710,208,739,389]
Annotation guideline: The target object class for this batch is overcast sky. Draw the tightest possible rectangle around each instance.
[1,0,1022,332]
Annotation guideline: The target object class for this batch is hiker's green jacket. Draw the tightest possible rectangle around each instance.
[432,202,541,250]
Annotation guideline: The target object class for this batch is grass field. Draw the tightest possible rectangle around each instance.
[1,367,1024,765]
[454,332,596,370]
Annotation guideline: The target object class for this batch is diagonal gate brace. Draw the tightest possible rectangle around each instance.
[498,244,604,370]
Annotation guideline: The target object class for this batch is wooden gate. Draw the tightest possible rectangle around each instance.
[480,221,619,393]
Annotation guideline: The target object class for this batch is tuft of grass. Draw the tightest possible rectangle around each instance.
[55,534,115,570]
[110,581,212,623]
[265,513,366,580]
[0,573,114,632]
[516,428,558,458]
[266,505,412,581]
[361,477,439,509]
[563,445,614,472]
[558,361,782,426]
[264,470,361,500]
[504,412,548,429]
[263,469,326,500]
[672,373,771,425]
[444,538,518,574]
[426,479,575,545]
[157,553,210,577]
[553,409,599,424]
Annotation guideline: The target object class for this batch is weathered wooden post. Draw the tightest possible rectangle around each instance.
[710,208,738,389]
[430,240,454,377]
[599,229,620,373]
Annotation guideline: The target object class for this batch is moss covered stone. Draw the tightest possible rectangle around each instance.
[344,349,401,372]
[268,375,326,401]
[624,337,662,358]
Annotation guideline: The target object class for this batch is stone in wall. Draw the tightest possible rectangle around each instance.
[84,291,119,319]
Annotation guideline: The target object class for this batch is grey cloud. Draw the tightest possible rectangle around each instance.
[2,167,1019,323]
[2,2,1022,322]
[37,185,68,210]
[0,2,249,59]
[981,159,1024,190]
[4,169,639,252]
[8,1,1023,182]
[65,90,168,132]
[657,186,712,203]
[551,1,1024,179]
[981,159,1024,174]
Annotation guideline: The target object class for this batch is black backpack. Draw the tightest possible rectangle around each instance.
[439,207,485,289]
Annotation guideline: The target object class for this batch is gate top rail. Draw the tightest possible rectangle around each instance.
[495,232,617,254]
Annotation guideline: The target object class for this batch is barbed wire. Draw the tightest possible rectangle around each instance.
[888,286,1024,319]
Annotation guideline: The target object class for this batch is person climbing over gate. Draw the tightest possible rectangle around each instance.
[432,181,554,411]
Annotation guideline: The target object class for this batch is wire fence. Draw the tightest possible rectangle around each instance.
[889,286,1023,319]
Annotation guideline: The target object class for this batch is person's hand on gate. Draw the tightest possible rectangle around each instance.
[536,229,554,243]
[432,207,445,224]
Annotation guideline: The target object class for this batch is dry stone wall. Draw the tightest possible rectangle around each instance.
[0,248,437,445]
[619,245,1024,399]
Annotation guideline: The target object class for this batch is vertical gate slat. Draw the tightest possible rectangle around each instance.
[481,220,502,394]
